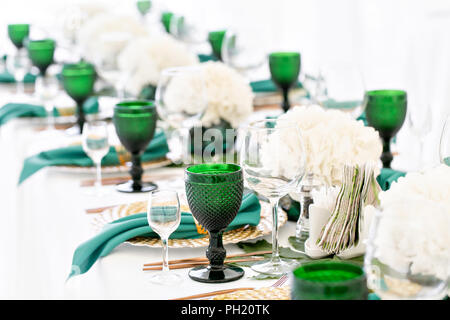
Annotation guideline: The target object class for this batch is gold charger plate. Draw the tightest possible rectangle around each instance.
[212,287,290,300]
[90,200,287,248]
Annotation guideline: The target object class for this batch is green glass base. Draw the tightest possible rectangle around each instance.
[188,265,244,283]
[116,180,158,193]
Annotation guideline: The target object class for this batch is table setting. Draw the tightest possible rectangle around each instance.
[0,0,449,304]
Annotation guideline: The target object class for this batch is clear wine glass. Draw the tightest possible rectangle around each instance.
[155,66,207,164]
[95,31,132,100]
[82,121,110,196]
[439,115,450,166]
[221,28,268,81]
[407,104,432,169]
[6,50,31,98]
[35,74,59,130]
[240,119,306,275]
[147,189,182,285]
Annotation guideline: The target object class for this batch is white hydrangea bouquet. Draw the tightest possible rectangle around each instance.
[117,33,200,97]
[161,61,254,155]
[367,165,450,283]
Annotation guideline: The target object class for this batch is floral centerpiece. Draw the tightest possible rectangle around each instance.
[117,33,199,98]
[161,61,254,155]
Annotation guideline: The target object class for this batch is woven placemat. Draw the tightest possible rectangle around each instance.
[212,287,290,300]
[91,200,287,248]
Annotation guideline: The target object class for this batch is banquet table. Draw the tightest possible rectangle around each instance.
[0,85,429,300]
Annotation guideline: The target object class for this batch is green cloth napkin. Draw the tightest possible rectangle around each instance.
[321,98,361,110]
[0,70,36,83]
[18,131,169,184]
[0,96,99,126]
[286,168,406,222]
[68,192,261,278]
[250,79,303,93]
[376,168,406,191]
[198,54,219,63]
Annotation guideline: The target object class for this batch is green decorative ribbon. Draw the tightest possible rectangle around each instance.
[67,192,261,278]
[0,96,99,126]
[18,131,169,184]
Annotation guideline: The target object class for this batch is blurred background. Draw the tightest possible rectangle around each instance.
[2,0,449,166]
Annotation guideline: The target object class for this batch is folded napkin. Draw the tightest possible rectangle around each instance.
[198,54,219,63]
[0,70,36,83]
[68,192,261,278]
[250,79,303,93]
[286,168,406,221]
[376,168,406,191]
[18,131,169,184]
[0,96,99,126]
[321,99,361,110]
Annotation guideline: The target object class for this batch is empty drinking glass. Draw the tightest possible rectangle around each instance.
[407,104,432,169]
[147,189,182,285]
[35,74,59,130]
[82,121,109,196]
[7,50,31,97]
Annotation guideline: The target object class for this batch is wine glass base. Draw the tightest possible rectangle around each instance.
[188,265,244,283]
[148,271,182,286]
[251,258,296,276]
[116,180,158,193]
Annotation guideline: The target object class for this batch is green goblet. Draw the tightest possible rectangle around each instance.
[61,62,96,134]
[208,30,226,61]
[364,90,407,168]
[27,39,55,76]
[113,101,158,193]
[185,163,245,283]
[269,52,301,113]
[7,24,30,50]
[291,261,368,300]
[137,0,152,17]
[161,11,174,33]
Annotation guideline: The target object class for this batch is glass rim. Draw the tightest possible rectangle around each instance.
[269,51,301,58]
[27,38,55,49]
[115,100,156,111]
[160,65,204,77]
[245,118,300,131]
[292,261,366,285]
[8,23,30,29]
[186,163,242,176]
[61,62,96,76]
[365,89,407,99]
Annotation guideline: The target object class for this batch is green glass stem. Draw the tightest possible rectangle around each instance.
[206,231,226,270]
[381,137,393,169]
[130,152,144,191]
[76,101,86,134]
[281,87,290,113]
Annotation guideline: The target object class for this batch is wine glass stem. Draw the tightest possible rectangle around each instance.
[282,88,290,113]
[381,137,393,168]
[17,79,24,95]
[76,102,86,134]
[45,102,54,130]
[95,161,102,193]
[130,153,143,190]
[161,237,169,273]
[269,197,281,263]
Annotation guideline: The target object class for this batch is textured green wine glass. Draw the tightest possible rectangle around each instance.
[269,52,301,113]
[364,90,407,168]
[185,163,245,283]
[137,0,152,17]
[61,62,96,134]
[208,30,226,61]
[7,24,30,50]
[161,11,174,33]
[27,39,55,76]
[291,261,368,300]
[113,101,158,193]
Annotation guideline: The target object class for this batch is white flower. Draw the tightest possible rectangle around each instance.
[76,12,148,62]
[160,61,254,128]
[274,105,382,185]
[373,165,450,281]
[117,33,199,96]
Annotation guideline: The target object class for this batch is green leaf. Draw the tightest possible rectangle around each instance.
[249,274,282,280]
[237,240,272,253]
